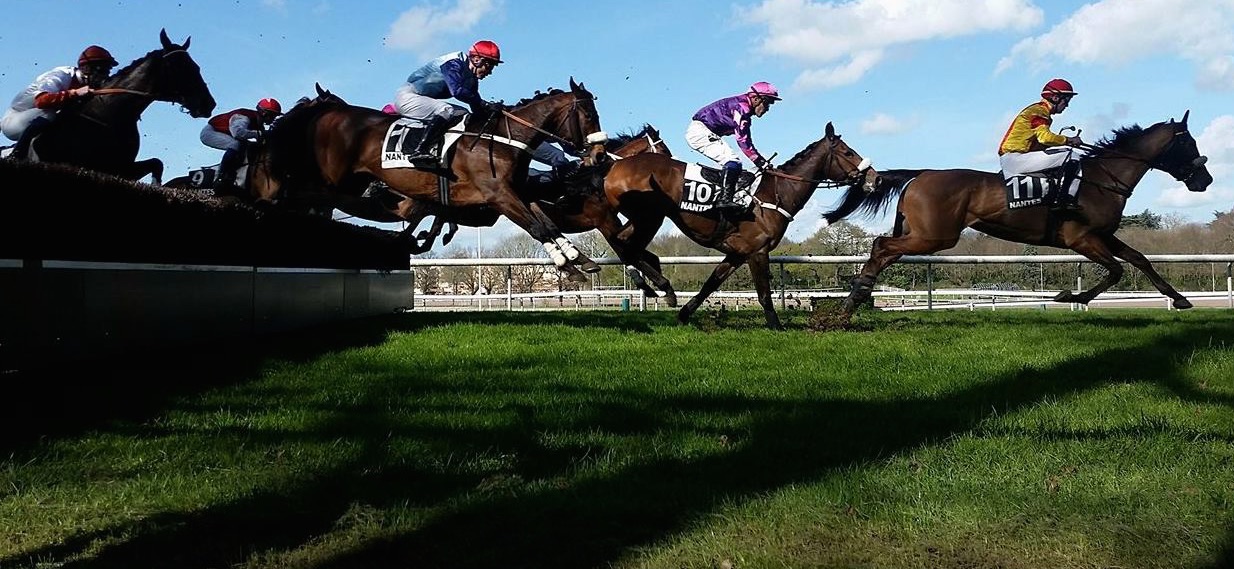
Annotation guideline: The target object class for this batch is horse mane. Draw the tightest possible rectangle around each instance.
[266,98,347,182]
[604,124,656,151]
[1094,124,1145,151]
[107,47,170,80]
[779,138,828,172]
[512,88,566,108]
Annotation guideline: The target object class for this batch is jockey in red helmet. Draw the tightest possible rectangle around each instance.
[199,97,282,191]
[2,45,119,160]
[997,78,1086,212]
[684,81,782,211]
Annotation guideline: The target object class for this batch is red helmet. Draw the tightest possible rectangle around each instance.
[1041,78,1076,98]
[78,45,118,68]
[257,98,282,115]
[468,40,503,63]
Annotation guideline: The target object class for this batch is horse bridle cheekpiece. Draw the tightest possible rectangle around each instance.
[1152,127,1208,185]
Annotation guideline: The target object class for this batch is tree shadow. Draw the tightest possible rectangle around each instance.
[2,315,1231,569]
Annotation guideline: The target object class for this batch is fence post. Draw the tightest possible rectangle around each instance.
[506,266,513,310]
[410,268,416,310]
[1073,262,1083,311]
[926,262,933,310]
[1227,262,1232,309]
[779,261,786,310]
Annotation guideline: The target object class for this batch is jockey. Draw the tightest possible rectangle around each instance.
[998,78,1086,212]
[2,45,118,160]
[393,40,569,170]
[199,98,282,190]
[685,81,780,211]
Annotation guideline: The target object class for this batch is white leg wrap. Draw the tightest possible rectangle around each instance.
[542,241,568,266]
[555,237,581,261]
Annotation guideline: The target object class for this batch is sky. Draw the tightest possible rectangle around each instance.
[2,0,1232,253]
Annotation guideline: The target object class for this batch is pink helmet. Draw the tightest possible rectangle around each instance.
[749,81,781,100]
[381,103,398,115]
[468,40,503,63]
[257,98,282,114]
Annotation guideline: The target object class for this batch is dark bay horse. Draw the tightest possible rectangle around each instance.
[604,122,879,328]
[261,79,606,280]
[827,112,1213,320]
[30,29,215,184]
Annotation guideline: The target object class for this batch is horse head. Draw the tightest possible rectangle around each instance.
[1163,110,1213,193]
[507,78,605,165]
[607,124,671,158]
[149,29,215,117]
[802,122,878,192]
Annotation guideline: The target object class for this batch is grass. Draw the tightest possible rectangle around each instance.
[1,309,1233,568]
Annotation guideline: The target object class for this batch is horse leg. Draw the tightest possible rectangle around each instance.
[530,203,600,274]
[124,158,164,185]
[1054,234,1125,305]
[842,233,956,317]
[747,251,782,329]
[1103,234,1192,309]
[441,221,460,246]
[678,253,746,325]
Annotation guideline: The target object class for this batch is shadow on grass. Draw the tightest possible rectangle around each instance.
[2,312,1232,569]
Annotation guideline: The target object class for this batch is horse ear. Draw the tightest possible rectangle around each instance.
[160,28,173,49]
[825,122,835,137]
[1182,110,1190,126]
[183,36,191,49]
[316,82,326,97]
[570,77,580,91]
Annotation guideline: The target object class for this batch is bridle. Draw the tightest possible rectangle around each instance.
[754,136,874,220]
[1078,126,1208,197]
[74,48,195,128]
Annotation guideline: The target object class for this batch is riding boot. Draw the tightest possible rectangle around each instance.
[715,162,744,211]
[11,116,51,161]
[214,147,242,192]
[1050,160,1083,212]
[407,116,447,164]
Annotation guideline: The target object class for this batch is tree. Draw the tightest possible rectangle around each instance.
[1121,209,1162,230]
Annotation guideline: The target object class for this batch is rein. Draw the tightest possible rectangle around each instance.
[1075,129,1195,198]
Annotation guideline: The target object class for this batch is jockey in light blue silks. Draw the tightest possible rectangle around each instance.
[393,40,577,172]
[2,45,118,160]
[685,81,780,211]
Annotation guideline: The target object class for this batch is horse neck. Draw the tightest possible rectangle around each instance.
[505,94,579,144]
[1086,134,1165,197]
[92,59,158,122]
[762,140,833,213]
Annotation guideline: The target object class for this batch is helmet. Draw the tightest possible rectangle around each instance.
[749,81,782,100]
[1041,78,1076,98]
[257,98,282,114]
[78,45,118,68]
[468,40,503,63]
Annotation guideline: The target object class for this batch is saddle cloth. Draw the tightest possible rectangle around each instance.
[999,165,1077,210]
[381,118,463,170]
[679,163,759,213]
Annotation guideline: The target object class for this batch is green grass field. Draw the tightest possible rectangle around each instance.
[2,309,1233,569]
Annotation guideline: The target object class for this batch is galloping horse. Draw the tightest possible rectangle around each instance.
[604,122,879,328]
[261,79,607,280]
[826,112,1213,320]
[30,29,215,184]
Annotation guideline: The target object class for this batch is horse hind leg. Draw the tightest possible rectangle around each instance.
[128,158,164,185]
[1103,234,1192,309]
[842,233,956,318]
[1054,234,1125,306]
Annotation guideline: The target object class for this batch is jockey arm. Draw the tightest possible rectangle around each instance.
[732,109,766,166]
[439,57,485,111]
[228,113,262,141]
[1030,114,1069,147]
[31,68,85,110]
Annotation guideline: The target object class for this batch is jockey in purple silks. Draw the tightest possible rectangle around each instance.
[685,81,780,210]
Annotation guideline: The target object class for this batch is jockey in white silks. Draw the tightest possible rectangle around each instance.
[2,45,118,160]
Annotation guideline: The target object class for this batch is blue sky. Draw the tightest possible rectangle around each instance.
[3,0,1232,250]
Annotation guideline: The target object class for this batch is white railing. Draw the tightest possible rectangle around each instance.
[407,254,1234,311]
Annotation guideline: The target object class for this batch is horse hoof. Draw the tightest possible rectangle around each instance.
[1052,291,1074,303]
[665,295,678,308]
[579,261,601,274]
[1174,298,1194,310]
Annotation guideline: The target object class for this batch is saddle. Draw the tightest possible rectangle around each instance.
[679,163,759,213]
[381,118,459,171]
[1000,165,1074,210]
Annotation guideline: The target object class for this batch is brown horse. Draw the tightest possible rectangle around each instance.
[28,29,215,184]
[604,122,879,328]
[382,124,680,299]
[260,79,607,280]
[826,112,1213,320]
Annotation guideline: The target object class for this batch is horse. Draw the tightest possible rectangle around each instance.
[825,112,1213,321]
[378,124,680,300]
[28,29,215,185]
[260,79,607,281]
[603,122,879,328]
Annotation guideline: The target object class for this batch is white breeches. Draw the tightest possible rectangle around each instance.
[1,107,51,141]
[200,126,243,151]
[684,120,740,165]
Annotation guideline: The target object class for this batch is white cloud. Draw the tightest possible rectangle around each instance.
[386,0,500,53]
[261,0,287,9]
[749,0,1041,91]
[860,112,918,135]
[997,0,1234,91]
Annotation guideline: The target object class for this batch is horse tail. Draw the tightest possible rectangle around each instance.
[822,169,923,224]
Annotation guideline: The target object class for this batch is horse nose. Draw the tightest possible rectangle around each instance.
[1193,156,1208,167]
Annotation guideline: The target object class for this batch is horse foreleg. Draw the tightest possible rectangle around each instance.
[1103,234,1192,309]
[843,233,955,317]
[530,202,600,274]
[1054,234,1125,306]
[441,221,460,246]
[678,253,746,325]
[747,251,782,329]
[126,158,164,185]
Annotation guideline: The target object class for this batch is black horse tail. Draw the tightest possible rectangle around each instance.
[822,169,924,224]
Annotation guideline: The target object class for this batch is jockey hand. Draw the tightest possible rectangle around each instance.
[484,100,505,114]
[71,86,92,98]
[1065,135,1084,147]
[754,156,772,170]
